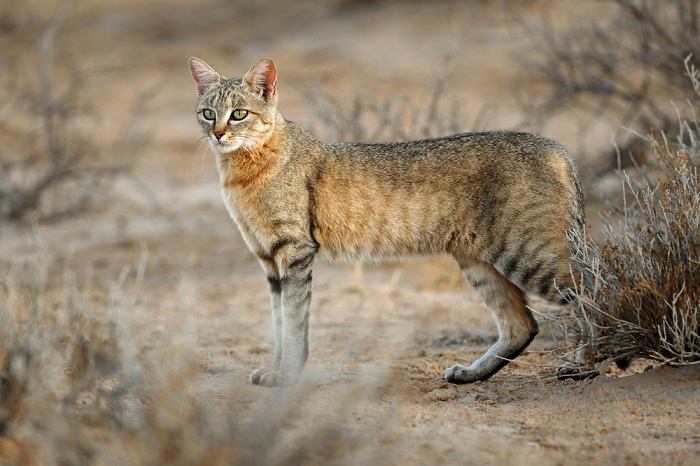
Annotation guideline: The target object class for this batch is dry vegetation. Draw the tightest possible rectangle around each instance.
[307,65,493,142]
[519,0,700,375]
[0,1,152,222]
[0,258,402,465]
[0,0,699,465]
[547,57,700,372]
[522,0,700,174]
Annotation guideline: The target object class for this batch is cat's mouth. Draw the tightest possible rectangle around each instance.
[210,136,243,153]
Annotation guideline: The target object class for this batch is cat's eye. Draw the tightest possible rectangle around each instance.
[231,109,248,121]
[202,109,216,121]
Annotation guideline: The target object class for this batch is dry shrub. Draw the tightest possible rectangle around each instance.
[306,65,493,143]
[521,0,700,173]
[550,57,700,369]
[0,1,153,222]
[0,256,402,465]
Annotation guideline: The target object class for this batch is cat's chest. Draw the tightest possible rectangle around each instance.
[221,187,269,249]
[221,185,304,259]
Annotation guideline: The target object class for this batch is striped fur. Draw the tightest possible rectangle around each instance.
[190,57,585,386]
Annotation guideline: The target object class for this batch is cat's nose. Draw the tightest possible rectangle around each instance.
[213,129,225,140]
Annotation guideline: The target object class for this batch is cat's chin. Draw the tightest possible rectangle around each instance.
[210,140,242,154]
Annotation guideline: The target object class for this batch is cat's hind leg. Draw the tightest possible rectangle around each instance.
[443,259,538,383]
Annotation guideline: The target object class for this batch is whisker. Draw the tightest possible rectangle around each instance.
[196,137,211,167]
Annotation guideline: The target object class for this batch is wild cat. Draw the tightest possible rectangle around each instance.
[189,57,586,387]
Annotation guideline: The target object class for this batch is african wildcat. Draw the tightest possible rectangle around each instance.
[189,57,585,387]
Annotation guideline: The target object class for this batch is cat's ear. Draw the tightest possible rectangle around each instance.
[243,57,277,100]
[189,57,221,96]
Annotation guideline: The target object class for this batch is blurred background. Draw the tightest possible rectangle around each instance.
[2,0,697,226]
[0,1,698,464]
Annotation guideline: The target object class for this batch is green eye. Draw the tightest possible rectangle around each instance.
[202,109,216,121]
[231,109,248,121]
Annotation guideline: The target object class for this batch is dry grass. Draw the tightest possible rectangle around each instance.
[0,254,404,465]
[546,57,700,370]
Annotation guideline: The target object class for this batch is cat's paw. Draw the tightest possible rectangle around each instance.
[250,367,287,387]
[556,361,599,380]
[442,364,483,384]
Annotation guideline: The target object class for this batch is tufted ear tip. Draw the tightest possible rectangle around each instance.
[243,57,277,100]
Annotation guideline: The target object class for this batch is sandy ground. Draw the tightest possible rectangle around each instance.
[1,1,699,464]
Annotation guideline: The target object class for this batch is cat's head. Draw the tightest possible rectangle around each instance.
[189,57,278,154]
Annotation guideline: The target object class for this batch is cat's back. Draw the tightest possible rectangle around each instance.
[324,130,567,170]
[318,130,574,192]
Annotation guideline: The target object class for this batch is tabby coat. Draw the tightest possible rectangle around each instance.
[189,57,585,387]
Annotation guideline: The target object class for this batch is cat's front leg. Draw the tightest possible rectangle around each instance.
[278,245,315,384]
[250,258,283,387]
[251,242,315,387]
